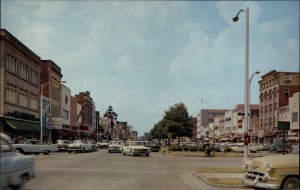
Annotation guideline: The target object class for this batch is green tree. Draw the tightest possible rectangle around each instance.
[163,103,193,145]
[150,120,168,144]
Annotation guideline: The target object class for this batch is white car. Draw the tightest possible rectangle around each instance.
[108,141,122,153]
[67,140,92,153]
[1,133,35,189]
[231,143,258,153]
[122,141,151,156]
[12,139,58,155]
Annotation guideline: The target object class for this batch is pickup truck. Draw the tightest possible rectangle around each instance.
[1,133,35,189]
[12,139,58,155]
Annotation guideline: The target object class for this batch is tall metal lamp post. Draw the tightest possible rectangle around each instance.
[232,7,250,163]
[249,70,260,144]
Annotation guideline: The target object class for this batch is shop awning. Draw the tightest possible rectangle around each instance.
[4,118,40,132]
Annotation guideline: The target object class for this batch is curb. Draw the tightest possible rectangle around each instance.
[192,172,246,189]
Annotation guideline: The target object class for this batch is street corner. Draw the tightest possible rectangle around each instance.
[192,172,249,189]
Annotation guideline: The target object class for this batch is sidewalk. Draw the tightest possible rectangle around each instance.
[193,172,249,189]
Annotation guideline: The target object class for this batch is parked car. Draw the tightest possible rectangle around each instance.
[242,144,299,189]
[67,140,92,153]
[257,144,269,151]
[122,141,151,156]
[269,142,291,153]
[1,133,35,189]
[12,139,58,155]
[231,143,258,153]
[108,141,122,153]
[98,140,109,149]
[56,139,70,152]
[87,140,98,152]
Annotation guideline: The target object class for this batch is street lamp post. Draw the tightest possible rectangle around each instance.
[249,71,260,145]
[233,7,249,163]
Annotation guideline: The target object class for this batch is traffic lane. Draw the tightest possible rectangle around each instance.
[26,150,251,190]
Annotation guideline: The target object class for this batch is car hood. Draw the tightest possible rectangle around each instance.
[246,154,299,169]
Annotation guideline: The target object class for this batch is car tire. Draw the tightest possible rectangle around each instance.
[281,176,299,190]
[15,148,24,154]
[146,153,149,157]
[43,150,50,155]
[34,152,40,155]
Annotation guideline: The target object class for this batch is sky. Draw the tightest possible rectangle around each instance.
[1,1,299,135]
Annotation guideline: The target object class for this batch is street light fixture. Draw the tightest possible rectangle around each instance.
[232,7,249,164]
[249,70,260,145]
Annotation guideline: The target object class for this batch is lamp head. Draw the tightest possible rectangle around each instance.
[232,16,239,22]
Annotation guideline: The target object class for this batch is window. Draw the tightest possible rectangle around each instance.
[273,102,277,111]
[29,94,38,110]
[31,69,38,85]
[269,104,272,112]
[19,89,29,108]
[268,118,272,126]
[6,54,18,74]
[20,62,29,81]
[284,88,289,98]
[63,110,69,120]
[292,112,298,122]
[6,84,17,104]
[264,105,268,114]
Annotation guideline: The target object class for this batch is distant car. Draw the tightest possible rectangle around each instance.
[269,142,291,153]
[67,140,92,153]
[98,141,109,149]
[1,133,35,189]
[150,143,161,152]
[122,141,151,156]
[231,143,257,153]
[108,141,122,153]
[56,140,70,152]
[242,144,299,189]
[257,144,269,151]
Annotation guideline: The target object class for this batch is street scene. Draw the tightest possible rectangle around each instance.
[0,1,299,190]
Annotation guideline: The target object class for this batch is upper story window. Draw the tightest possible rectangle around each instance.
[30,69,38,85]
[20,62,29,81]
[6,83,17,104]
[6,54,18,74]
[19,88,29,108]
[292,112,298,122]
[284,88,289,98]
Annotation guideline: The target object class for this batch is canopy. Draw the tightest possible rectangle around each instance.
[4,118,40,132]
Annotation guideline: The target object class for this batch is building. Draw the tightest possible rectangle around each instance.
[0,29,41,141]
[196,109,229,140]
[75,91,95,139]
[258,70,300,144]
[191,117,197,141]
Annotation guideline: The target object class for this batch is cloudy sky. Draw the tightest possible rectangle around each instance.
[1,1,299,135]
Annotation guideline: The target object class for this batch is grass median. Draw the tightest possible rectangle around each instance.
[196,167,245,186]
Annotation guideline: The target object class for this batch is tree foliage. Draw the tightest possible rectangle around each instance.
[150,103,193,145]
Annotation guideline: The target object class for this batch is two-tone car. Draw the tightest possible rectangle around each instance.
[1,133,35,189]
[67,140,92,153]
[56,139,70,152]
[242,144,299,189]
[108,141,122,153]
[122,141,151,156]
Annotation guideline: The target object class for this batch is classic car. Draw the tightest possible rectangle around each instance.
[269,142,292,153]
[12,139,58,155]
[242,144,299,189]
[108,141,122,153]
[231,143,258,153]
[87,140,98,151]
[67,140,92,153]
[149,143,161,152]
[98,140,109,149]
[122,141,151,156]
[55,139,70,152]
[257,144,269,151]
[1,133,35,189]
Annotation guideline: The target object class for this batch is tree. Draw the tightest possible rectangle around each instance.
[163,103,192,145]
[150,120,168,144]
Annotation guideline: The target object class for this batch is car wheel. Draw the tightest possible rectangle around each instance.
[281,176,299,190]
[108,150,111,153]
[43,150,50,155]
[130,151,134,156]
[15,148,24,154]
[34,152,40,155]
[68,151,72,153]
[146,153,149,157]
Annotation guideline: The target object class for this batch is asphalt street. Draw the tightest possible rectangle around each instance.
[25,149,251,190]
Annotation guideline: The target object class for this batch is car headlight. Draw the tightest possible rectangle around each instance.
[266,163,272,172]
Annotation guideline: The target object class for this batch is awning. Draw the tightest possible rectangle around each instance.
[4,118,40,132]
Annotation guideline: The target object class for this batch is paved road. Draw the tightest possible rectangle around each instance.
[25,150,251,190]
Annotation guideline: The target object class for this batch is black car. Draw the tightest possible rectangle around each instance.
[150,143,161,152]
